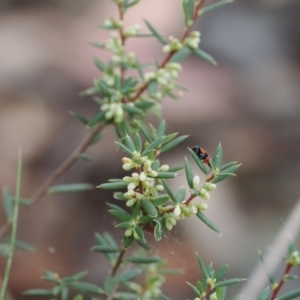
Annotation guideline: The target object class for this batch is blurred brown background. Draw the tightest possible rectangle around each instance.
[1,0,300,299]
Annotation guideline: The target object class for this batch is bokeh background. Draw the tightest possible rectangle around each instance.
[1,0,300,299]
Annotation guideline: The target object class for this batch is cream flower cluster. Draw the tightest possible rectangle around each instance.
[193,175,216,200]
[122,155,164,207]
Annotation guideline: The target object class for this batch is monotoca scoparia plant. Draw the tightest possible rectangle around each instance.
[2,1,300,300]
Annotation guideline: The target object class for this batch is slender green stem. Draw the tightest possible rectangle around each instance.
[0,149,23,300]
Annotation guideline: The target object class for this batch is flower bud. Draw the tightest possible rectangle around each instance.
[203,182,217,191]
[126,199,136,207]
[174,205,181,217]
[123,163,133,170]
[125,228,133,237]
[127,182,137,191]
[193,175,200,188]
[139,172,147,181]
[158,164,169,172]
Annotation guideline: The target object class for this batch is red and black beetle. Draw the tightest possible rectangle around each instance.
[191,146,211,169]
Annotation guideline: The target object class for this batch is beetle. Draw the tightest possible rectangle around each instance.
[191,146,211,169]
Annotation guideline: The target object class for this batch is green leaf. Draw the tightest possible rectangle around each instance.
[143,19,167,45]
[116,141,135,156]
[61,270,89,283]
[72,294,83,300]
[126,256,161,264]
[142,136,164,155]
[114,292,140,300]
[94,80,111,95]
[122,104,144,115]
[219,161,239,171]
[136,238,151,251]
[113,192,127,201]
[115,221,131,229]
[193,48,217,65]
[170,47,191,62]
[104,277,116,295]
[90,41,105,49]
[23,289,54,297]
[122,135,136,153]
[123,0,140,9]
[2,188,13,222]
[216,286,227,300]
[182,0,194,26]
[157,120,166,137]
[134,226,145,240]
[175,187,186,203]
[196,211,220,233]
[151,195,170,206]
[278,288,300,300]
[115,269,142,283]
[70,111,89,125]
[211,173,236,184]
[161,132,178,145]
[78,86,100,97]
[160,180,177,203]
[108,209,132,222]
[189,148,208,175]
[124,236,134,249]
[134,133,142,153]
[154,220,163,241]
[61,287,69,300]
[135,121,152,142]
[47,183,94,194]
[186,281,201,297]
[89,130,103,146]
[135,58,145,81]
[71,281,104,294]
[221,164,241,174]
[97,181,128,189]
[160,135,189,153]
[214,278,246,288]
[87,111,106,128]
[215,264,229,280]
[121,78,138,95]
[141,198,158,218]
[91,245,120,253]
[134,101,155,110]
[132,202,140,219]
[155,172,177,179]
[196,252,209,279]
[184,157,193,189]
[147,80,158,95]
[41,270,59,283]
[200,0,233,14]
[257,286,270,300]
[94,57,107,72]
[213,143,223,169]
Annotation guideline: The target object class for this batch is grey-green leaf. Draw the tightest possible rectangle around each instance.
[170,47,191,63]
[193,48,217,65]
[142,198,158,218]
[91,245,120,253]
[196,211,220,233]
[214,278,246,288]
[47,184,94,194]
[97,182,128,190]
[257,286,270,300]
[213,143,223,169]
[115,269,142,283]
[200,0,233,14]
[184,157,193,189]
[143,19,167,45]
[196,252,209,279]
[161,180,177,203]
